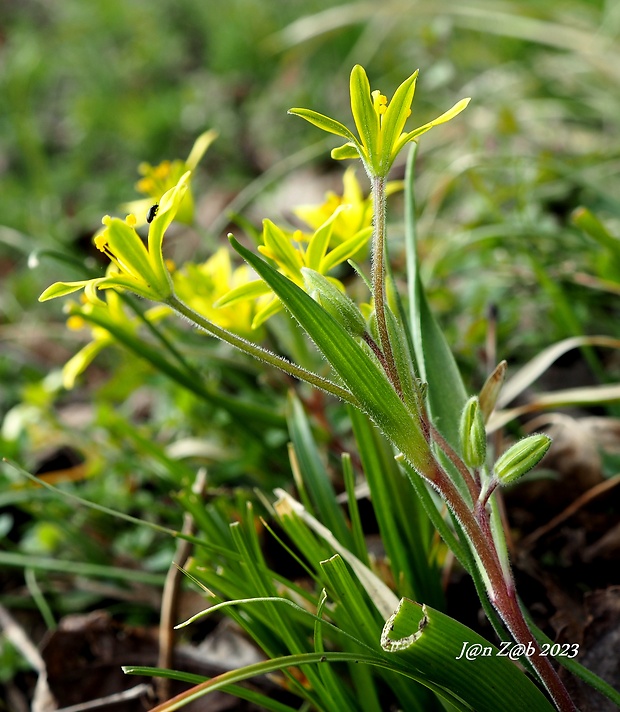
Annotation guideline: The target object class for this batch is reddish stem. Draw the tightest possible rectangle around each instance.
[426,459,577,712]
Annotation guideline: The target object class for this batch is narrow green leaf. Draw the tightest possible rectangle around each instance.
[312,589,359,712]
[274,490,400,620]
[39,280,92,301]
[395,455,468,567]
[123,665,299,712]
[287,392,353,548]
[320,554,386,647]
[349,408,443,608]
[226,514,332,704]
[404,145,469,490]
[127,652,400,712]
[288,108,358,143]
[341,453,369,566]
[318,556,437,711]
[0,550,164,586]
[382,599,555,712]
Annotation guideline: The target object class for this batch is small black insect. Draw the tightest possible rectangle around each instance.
[146,203,159,223]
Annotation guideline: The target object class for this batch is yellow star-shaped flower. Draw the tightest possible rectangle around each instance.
[289,65,469,178]
[40,172,190,305]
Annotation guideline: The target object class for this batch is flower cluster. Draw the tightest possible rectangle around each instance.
[40,65,470,385]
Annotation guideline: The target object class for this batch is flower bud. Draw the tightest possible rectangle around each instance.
[301,268,367,337]
[459,397,487,468]
[494,434,551,485]
[479,360,507,422]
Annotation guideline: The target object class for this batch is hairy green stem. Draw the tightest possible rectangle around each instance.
[370,175,402,397]
[167,294,359,406]
[362,331,389,372]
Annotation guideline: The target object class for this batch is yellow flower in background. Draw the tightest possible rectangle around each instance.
[122,129,217,226]
[173,247,260,340]
[61,291,169,389]
[63,312,115,390]
[216,208,372,329]
[40,172,190,305]
[294,167,370,246]
[293,166,403,250]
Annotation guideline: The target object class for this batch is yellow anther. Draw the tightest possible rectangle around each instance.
[372,90,388,115]
[94,233,108,252]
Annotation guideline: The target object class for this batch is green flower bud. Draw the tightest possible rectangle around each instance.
[494,434,551,485]
[459,396,487,468]
[301,268,366,337]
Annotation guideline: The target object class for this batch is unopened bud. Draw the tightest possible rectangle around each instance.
[459,396,487,468]
[479,360,507,422]
[301,268,366,337]
[494,434,551,485]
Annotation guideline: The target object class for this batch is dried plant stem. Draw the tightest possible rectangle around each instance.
[157,469,207,702]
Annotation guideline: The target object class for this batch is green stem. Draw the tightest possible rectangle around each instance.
[124,293,199,380]
[70,305,285,431]
[370,175,402,397]
[167,294,359,407]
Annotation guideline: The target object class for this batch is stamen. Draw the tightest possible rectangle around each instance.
[372,90,388,115]
[94,234,108,252]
